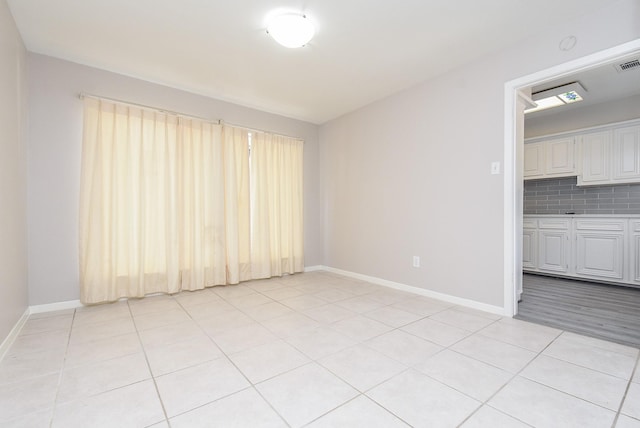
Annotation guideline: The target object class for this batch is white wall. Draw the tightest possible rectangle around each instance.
[0,0,28,341]
[525,93,640,138]
[27,54,321,305]
[319,0,640,308]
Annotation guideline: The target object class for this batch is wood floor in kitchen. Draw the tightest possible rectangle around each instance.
[517,273,640,348]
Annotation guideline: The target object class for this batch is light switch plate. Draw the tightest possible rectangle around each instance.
[491,161,500,175]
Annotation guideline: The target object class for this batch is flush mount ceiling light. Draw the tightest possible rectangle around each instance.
[266,13,314,48]
[525,82,586,114]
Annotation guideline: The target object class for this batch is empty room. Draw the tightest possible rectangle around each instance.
[1,1,639,427]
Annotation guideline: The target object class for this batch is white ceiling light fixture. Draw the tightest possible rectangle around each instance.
[525,82,586,114]
[266,13,315,48]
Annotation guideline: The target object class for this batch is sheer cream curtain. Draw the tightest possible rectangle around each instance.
[79,98,302,304]
[250,132,304,277]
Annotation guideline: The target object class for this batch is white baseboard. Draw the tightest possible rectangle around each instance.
[304,265,325,272]
[0,308,29,362]
[29,299,83,314]
[319,266,507,316]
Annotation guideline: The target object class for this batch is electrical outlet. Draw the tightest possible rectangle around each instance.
[412,256,420,268]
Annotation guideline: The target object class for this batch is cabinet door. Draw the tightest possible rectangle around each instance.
[538,230,569,273]
[524,142,545,178]
[522,228,537,270]
[633,234,640,284]
[631,221,640,285]
[575,232,624,280]
[545,137,575,176]
[613,125,640,181]
[578,131,610,184]
[574,219,625,281]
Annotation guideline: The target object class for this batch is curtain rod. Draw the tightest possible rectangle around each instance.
[78,92,220,124]
[78,92,304,142]
[219,120,305,142]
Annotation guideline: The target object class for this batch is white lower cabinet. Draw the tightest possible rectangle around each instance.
[537,219,570,274]
[522,229,537,269]
[523,216,638,286]
[522,219,537,270]
[574,219,625,281]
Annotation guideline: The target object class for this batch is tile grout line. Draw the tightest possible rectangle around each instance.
[454,326,563,427]
[470,328,638,426]
[612,351,640,428]
[172,292,294,428]
[232,276,377,425]
[200,278,422,426]
[236,278,501,426]
[258,287,493,426]
[48,307,78,428]
[301,390,415,428]
[217,285,336,428]
[126,300,173,428]
[344,310,534,427]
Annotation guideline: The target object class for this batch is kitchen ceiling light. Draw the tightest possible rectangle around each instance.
[525,82,586,114]
[524,96,565,113]
[557,90,583,103]
[267,13,314,48]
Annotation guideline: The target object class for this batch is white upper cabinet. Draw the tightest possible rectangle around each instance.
[577,131,611,185]
[523,142,545,178]
[523,137,575,180]
[545,137,575,175]
[612,124,640,181]
[526,118,640,186]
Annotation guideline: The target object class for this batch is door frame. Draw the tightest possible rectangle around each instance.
[502,39,640,317]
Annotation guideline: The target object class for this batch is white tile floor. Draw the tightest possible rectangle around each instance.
[1,271,639,427]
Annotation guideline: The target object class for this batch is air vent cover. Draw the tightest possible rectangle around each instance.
[614,59,640,73]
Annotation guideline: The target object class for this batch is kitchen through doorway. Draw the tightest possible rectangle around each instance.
[513,46,640,346]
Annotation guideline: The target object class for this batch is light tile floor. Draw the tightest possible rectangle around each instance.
[1,271,639,427]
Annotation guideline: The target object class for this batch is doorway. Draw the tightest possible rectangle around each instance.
[503,39,640,318]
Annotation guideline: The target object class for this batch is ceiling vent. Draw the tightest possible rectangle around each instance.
[614,58,640,73]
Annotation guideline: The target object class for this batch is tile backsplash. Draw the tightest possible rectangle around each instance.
[524,177,640,215]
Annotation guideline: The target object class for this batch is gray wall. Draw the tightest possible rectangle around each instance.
[524,177,640,215]
[0,0,28,343]
[27,54,321,305]
[319,0,640,308]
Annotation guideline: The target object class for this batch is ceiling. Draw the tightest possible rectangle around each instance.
[527,53,640,119]
[7,0,620,124]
